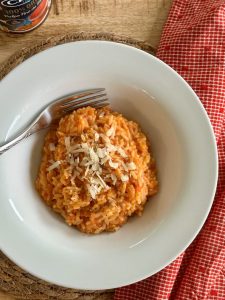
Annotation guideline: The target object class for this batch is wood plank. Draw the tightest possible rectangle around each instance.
[0,291,13,299]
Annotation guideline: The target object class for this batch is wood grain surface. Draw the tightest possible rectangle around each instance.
[0,0,172,64]
[0,0,172,299]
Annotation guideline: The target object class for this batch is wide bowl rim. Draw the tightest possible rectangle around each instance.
[0,40,218,290]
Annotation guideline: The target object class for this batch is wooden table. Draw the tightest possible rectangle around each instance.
[0,0,172,64]
[0,0,172,298]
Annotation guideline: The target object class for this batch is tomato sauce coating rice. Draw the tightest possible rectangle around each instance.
[36,106,158,234]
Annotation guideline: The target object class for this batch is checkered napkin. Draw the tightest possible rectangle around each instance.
[115,1,225,299]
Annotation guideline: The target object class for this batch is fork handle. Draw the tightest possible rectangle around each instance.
[0,128,33,155]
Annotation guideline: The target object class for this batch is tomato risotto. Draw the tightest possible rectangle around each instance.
[36,106,158,234]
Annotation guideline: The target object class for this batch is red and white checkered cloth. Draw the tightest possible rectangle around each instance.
[115,1,225,299]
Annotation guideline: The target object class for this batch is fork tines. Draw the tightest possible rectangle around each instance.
[58,88,109,113]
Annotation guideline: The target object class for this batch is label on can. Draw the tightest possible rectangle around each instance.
[0,0,51,32]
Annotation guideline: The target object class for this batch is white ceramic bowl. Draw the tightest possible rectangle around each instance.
[0,41,218,290]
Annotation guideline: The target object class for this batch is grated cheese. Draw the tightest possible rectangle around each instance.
[81,134,86,142]
[99,111,105,118]
[100,134,110,144]
[109,160,119,169]
[101,156,109,165]
[69,156,75,165]
[49,143,55,151]
[95,132,100,142]
[89,148,99,163]
[47,161,61,172]
[106,126,115,137]
[60,123,135,199]
[111,173,117,185]
[121,174,129,182]
[76,166,83,173]
[64,137,70,151]
[117,147,127,158]
[84,165,90,177]
[106,143,116,152]
[97,147,107,158]
[96,172,108,189]
[72,148,87,154]
[87,184,97,199]
[121,161,129,172]
[81,143,89,150]
[126,162,136,170]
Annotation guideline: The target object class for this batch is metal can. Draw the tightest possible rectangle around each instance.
[0,0,51,33]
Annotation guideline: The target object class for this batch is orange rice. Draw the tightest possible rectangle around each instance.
[36,106,158,234]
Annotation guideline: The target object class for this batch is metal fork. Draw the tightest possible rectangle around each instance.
[0,88,108,155]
